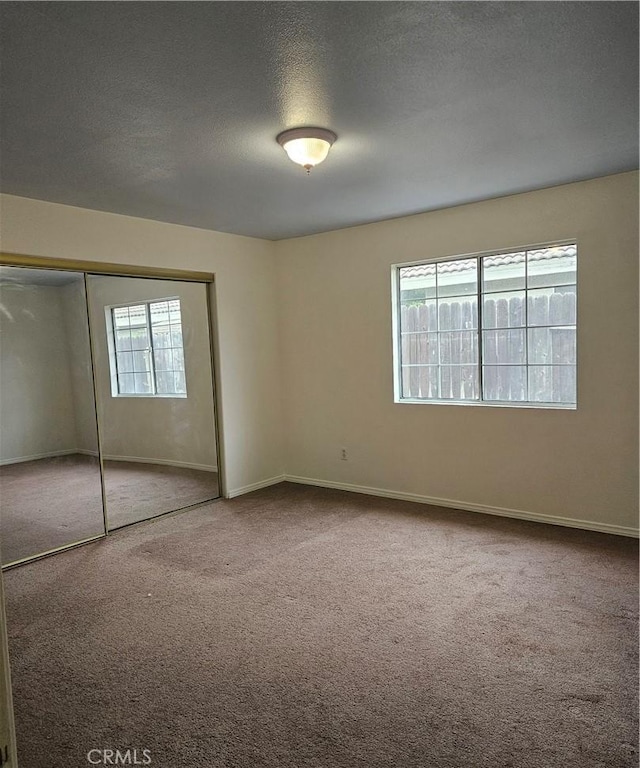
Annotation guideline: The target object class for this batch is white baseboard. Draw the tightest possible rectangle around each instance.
[0,449,78,466]
[226,475,286,499]
[103,455,217,472]
[284,475,639,539]
[0,450,217,475]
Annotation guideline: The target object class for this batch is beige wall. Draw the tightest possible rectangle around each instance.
[86,275,217,470]
[276,172,639,534]
[0,194,284,496]
[2,173,637,534]
[0,281,78,463]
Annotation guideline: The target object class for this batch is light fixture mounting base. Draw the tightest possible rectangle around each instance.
[276,127,337,147]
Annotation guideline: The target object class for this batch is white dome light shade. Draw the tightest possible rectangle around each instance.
[276,127,337,172]
[282,137,331,167]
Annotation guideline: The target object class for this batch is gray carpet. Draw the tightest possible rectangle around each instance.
[103,459,220,530]
[0,454,220,565]
[3,483,638,768]
[0,455,104,565]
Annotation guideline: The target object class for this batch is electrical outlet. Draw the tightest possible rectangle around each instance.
[340,448,348,461]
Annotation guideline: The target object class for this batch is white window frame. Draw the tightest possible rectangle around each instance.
[105,297,187,399]
[391,240,577,409]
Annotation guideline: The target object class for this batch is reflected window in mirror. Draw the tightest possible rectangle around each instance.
[106,298,187,397]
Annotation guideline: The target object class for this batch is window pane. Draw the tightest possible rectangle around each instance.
[439,366,479,400]
[482,329,526,365]
[403,332,439,366]
[460,366,480,400]
[154,347,174,372]
[482,252,526,293]
[113,307,134,329]
[152,324,171,348]
[439,331,477,365]
[134,371,152,395]
[419,301,438,331]
[116,351,134,373]
[132,349,150,373]
[168,300,181,324]
[527,245,576,289]
[115,329,132,352]
[129,305,147,326]
[113,304,147,329]
[483,292,525,329]
[401,365,438,399]
[130,326,150,350]
[150,301,170,326]
[399,264,436,302]
[402,301,436,365]
[482,366,527,401]
[529,365,576,403]
[117,373,135,394]
[174,371,186,394]
[528,327,576,365]
[401,302,437,333]
[528,287,576,326]
[155,370,187,396]
[401,365,411,398]
[420,365,439,399]
[437,298,477,330]
[437,259,477,298]
[171,327,184,347]
[156,371,174,395]
[121,304,147,328]
[173,347,185,371]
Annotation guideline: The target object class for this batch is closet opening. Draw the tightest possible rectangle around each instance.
[0,255,223,568]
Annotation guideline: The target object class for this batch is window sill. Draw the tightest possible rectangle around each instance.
[395,397,576,410]
[111,393,188,400]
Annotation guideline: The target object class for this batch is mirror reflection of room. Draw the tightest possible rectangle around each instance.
[86,275,219,530]
[0,267,104,565]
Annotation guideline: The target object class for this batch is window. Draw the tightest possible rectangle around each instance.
[394,243,577,407]
[107,299,187,397]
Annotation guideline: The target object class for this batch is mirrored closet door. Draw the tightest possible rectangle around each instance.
[85,275,220,530]
[0,263,221,567]
[0,267,105,566]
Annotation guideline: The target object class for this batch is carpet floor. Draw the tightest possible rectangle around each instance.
[0,455,104,565]
[3,483,638,768]
[103,459,220,530]
[0,454,219,565]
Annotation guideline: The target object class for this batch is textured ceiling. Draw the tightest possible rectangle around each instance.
[0,2,638,240]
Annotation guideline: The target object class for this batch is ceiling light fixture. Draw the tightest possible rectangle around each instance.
[276,127,337,173]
